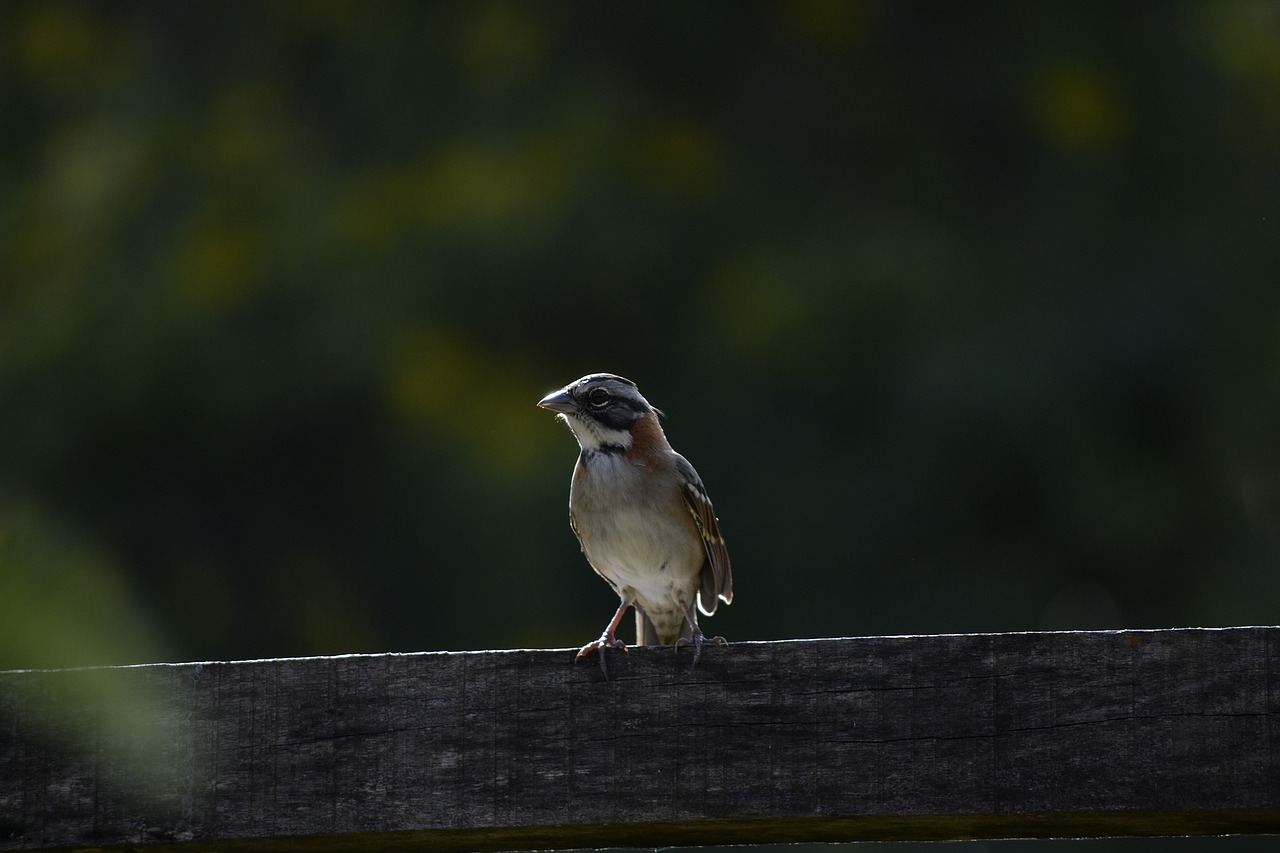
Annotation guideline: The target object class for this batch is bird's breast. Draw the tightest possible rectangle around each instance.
[570,454,703,601]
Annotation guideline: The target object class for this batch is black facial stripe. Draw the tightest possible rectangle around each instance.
[591,402,644,431]
[572,382,650,431]
[583,445,626,460]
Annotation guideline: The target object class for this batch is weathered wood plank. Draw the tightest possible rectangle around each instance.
[2,628,1279,851]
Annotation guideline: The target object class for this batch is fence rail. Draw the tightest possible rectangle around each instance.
[3,627,1279,851]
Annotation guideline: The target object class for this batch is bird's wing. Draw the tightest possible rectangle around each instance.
[675,454,733,615]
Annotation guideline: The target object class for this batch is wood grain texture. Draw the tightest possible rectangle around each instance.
[3,628,1280,851]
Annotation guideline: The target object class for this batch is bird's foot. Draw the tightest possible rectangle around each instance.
[576,632,629,678]
[674,628,728,671]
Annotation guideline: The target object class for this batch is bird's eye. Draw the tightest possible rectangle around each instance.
[588,388,610,406]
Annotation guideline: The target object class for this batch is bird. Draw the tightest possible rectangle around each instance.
[537,373,733,674]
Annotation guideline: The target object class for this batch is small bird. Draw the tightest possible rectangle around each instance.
[538,373,733,673]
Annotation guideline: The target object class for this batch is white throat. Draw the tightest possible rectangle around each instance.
[561,413,632,451]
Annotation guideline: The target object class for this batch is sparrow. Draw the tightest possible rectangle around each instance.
[538,373,733,674]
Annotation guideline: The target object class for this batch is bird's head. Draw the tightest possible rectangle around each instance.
[537,373,658,453]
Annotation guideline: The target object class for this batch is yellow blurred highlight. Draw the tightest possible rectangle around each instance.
[427,144,548,223]
[458,1,548,88]
[1204,2,1280,79]
[171,220,262,313]
[44,118,151,234]
[386,328,552,480]
[781,0,869,50]
[1030,66,1126,153]
[336,134,577,246]
[18,5,98,77]
[206,85,301,175]
[636,119,723,200]
[17,5,140,99]
[332,167,412,249]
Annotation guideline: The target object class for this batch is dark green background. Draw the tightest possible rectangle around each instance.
[2,3,1278,849]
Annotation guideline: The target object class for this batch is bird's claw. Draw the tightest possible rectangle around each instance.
[674,631,728,671]
[576,634,628,678]
[575,637,628,658]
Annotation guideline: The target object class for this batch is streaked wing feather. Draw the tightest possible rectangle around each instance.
[675,455,733,615]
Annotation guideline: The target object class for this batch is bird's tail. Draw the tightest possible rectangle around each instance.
[636,610,657,646]
[635,609,694,646]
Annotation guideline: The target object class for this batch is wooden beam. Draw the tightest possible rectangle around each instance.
[3,628,1279,852]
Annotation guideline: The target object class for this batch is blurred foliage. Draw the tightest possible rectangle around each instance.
[0,500,168,667]
[2,0,1279,675]
[3,3,1280,851]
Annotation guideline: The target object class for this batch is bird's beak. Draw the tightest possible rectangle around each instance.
[537,389,577,414]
